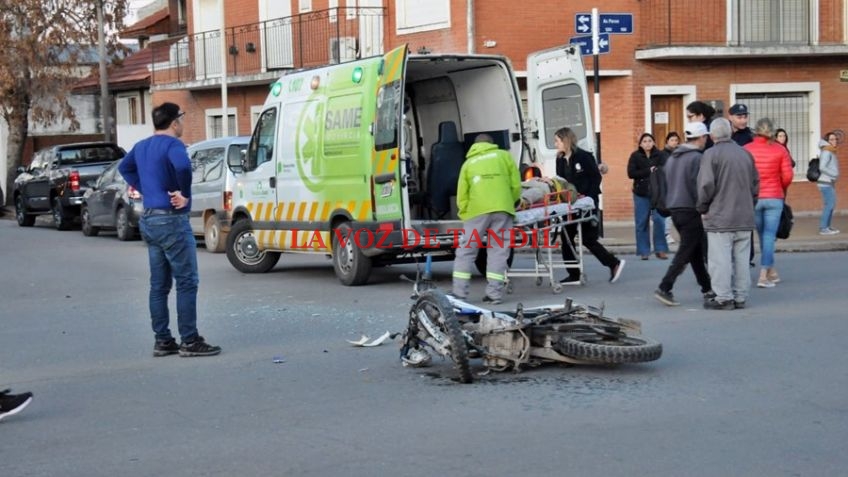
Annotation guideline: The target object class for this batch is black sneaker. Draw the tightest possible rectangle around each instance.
[482,295,503,305]
[703,298,735,311]
[179,336,222,357]
[0,389,33,422]
[153,339,180,357]
[734,301,746,309]
[702,290,717,301]
[609,259,626,283]
[559,275,582,285]
[654,289,680,306]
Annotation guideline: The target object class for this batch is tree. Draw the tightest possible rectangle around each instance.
[0,0,128,206]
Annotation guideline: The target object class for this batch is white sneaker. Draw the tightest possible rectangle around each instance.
[665,233,675,244]
[402,348,432,367]
[820,228,840,235]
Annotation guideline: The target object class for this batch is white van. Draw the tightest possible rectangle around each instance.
[188,136,250,252]
[225,44,593,285]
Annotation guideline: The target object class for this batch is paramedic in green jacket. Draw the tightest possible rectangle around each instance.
[452,134,521,304]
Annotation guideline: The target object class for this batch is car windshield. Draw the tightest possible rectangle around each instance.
[58,146,123,165]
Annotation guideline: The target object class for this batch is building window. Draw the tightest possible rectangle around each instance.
[346,0,358,20]
[733,82,820,179]
[329,0,338,22]
[206,109,237,139]
[299,0,312,13]
[395,0,450,35]
[732,0,811,45]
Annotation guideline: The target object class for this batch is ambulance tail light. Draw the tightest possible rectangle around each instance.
[223,191,233,211]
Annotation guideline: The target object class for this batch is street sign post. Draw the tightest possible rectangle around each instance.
[569,33,610,56]
[575,12,633,34]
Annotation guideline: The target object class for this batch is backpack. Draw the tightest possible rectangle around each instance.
[806,158,821,182]
[650,166,670,217]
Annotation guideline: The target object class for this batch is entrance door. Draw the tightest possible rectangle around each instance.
[358,0,384,58]
[259,0,293,69]
[650,95,684,149]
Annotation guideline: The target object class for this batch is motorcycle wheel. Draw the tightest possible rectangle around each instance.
[556,329,662,364]
[410,290,472,383]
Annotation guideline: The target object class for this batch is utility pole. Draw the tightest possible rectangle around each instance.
[220,0,229,137]
[97,0,111,142]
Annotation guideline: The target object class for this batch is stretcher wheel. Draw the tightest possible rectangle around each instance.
[552,284,563,294]
[535,277,543,286]
[506,281,514,294]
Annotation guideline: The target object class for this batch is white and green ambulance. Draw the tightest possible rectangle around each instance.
[225,44,593,285]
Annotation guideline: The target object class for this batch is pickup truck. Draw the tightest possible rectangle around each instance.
[13,142,125,230]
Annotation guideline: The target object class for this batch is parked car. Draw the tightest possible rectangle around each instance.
[188,136,249,253]
[14,142,125,230]
[80,158,143,241]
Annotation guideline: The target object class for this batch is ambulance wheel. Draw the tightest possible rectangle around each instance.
[332,222,372,286]
[226,219,280,273]
[473,248,514,276]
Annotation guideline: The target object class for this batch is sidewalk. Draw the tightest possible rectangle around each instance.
[598,214,848,254]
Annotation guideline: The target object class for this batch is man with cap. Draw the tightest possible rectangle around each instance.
[654,122,714,307]
[729,103,754,146]
[696,118,760,310]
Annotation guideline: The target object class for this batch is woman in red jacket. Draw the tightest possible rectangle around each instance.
[743,118,794,287]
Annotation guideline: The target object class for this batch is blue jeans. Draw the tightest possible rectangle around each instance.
[633,193,668,256]
[754,198,783,268]
[139,213,199,343]
[818,183,836,230]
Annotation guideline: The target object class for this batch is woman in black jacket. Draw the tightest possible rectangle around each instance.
[627,133,670,260]
[554,127,625,285]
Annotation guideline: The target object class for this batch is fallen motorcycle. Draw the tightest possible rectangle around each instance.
[400,288,662,383]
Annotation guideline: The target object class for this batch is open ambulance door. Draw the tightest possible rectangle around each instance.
[526,44,595,176]
[370,45,409,229]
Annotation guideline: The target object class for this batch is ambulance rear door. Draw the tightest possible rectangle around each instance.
[371,45,408,230]
[526,44,595,176]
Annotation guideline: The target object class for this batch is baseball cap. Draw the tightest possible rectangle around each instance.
[729,103,749,115]
[684,121,709,139]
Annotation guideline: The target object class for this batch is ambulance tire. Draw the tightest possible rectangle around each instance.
[226,219,281,273]
[332,221,372,286]
[474,248,514,276]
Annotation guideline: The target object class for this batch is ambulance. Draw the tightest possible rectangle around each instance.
[225,44,594,285]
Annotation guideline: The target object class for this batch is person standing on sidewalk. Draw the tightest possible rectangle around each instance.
[817,132,840,235]
[627,133,669,260]
[728,103,754,147]
[452,134,521,304]
[554,127,625,285]
[119,102,222,357]
[744,118,794,288]
[697,118,760,310]
[654,123,714,307]
[662,132,681,245]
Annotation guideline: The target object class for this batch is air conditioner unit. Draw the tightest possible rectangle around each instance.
[329,37,358,64]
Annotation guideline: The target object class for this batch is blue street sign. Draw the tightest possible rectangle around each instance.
[575,13,633,35]
[569,34,610,56]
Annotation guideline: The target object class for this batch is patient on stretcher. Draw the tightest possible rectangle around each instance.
[517,176,576,210]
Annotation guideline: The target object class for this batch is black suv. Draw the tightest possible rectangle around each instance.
[14,142,125,230]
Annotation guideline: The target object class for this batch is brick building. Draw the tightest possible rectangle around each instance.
[147,0,847,220]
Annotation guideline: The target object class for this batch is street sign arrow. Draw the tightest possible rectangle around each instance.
[569,33,610,56]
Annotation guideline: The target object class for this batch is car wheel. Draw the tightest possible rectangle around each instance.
[225,219,281,273]
[81,205,100,236]
[15,195,35,227]
[116,207,134,241]
[204,215,225,253]
[331,221,372,286]
[52,196,72,231]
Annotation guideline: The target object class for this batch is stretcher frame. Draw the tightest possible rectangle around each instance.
[506,193,597,294]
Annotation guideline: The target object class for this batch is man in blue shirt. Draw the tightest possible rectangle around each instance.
[119,102,221,357]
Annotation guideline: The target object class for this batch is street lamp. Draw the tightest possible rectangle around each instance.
[97,0,111,142]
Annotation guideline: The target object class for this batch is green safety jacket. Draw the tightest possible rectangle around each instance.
[457,142,521,221]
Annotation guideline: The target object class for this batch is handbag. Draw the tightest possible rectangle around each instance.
[806,158,821,182]
[777,203,793,240]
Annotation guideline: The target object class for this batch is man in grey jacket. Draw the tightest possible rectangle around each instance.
[697,118,760,310]
[654,122,714,306]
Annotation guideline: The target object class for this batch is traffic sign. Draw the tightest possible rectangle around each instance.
[569,34,610,56]
[575,13,633,34]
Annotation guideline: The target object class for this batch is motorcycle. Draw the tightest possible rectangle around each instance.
[399,267,662,383]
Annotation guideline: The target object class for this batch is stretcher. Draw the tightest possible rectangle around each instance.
[507,195,597,294]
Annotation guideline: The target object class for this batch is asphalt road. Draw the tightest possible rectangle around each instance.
[1,219,846,476]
